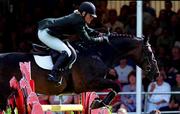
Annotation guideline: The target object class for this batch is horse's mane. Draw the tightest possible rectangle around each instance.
[71,33,144,67]
[108,33,144,42]
[109,33,135,39]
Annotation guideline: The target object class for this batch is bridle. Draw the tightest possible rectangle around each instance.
[142,43,152,72]
[142,42,159,80]
[106,32,159,80]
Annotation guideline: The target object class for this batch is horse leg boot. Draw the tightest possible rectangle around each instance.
[91,90,117,109]
[48,51,68,83]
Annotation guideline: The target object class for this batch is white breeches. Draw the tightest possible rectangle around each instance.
[38,28,71,57]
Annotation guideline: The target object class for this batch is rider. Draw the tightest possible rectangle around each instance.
[37,1,109,83]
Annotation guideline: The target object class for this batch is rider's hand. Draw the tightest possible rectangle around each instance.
[98,33,106,37]
[103,36,109,43]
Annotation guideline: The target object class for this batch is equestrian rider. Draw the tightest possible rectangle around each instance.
[37,1,109,83]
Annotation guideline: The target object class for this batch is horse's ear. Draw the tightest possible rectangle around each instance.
[143,35,150,45]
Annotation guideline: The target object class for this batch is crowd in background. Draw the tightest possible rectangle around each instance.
[0,0,179,113]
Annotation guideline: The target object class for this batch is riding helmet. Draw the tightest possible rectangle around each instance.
[79,1,97,18]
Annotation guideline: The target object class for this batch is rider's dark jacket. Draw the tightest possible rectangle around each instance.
[38,10,102,42]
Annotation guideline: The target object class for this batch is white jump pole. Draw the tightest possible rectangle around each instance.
[136,1,143,114]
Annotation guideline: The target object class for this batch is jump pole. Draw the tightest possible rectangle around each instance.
[41,104,83,112]
[136,1,143,114]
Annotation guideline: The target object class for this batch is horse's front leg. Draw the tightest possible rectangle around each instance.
[90,79,120,109]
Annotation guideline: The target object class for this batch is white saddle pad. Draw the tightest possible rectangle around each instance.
[33,55,53,70]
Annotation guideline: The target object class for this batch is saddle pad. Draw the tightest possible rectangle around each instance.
[33,55,53,70]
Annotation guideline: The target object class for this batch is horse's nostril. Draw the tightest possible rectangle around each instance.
[146,66,151,72]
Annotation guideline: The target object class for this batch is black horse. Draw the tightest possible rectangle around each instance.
[0,34,159,111]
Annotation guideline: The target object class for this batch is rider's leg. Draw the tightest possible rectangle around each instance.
[38,28,71,82]
[38,28,71,56]
[48,51,68,82]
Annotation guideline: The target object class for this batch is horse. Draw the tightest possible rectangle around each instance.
[0,33,159,111]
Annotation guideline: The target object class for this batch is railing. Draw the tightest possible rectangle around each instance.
[96,91,180,114]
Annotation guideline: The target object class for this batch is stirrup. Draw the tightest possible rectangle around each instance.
[48,74,63,86]
[57,76,63,85]
[59,68,65,72]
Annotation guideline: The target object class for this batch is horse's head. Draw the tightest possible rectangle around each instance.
[140,36,160,80]
[106,33,160,80]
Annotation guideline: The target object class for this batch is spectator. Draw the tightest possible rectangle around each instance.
[143,11,154,29]
[159,72,180,112]
[156,27,174,50]
[124,15,136,35]
[117,107,128,114]
[114,27,124,34]
[169,14,180,42]
[129,1,136,15]
[146,71,171,112]
[177,8,180,19]
[147,18,163,48]
[49,95,69,105]
[158,10,168,28]
[143,1,156,17]
[118,5,130,26]
[156,46,169,70]
[176,9,180,40]
[162,1,176,26]
[166,45,180,86]
[168,45,180,73]
[142,71,151,92]
[104,9,124,32]
[95,0,109,25]
[114,58,134,85]
[143,1,155,28]
[149,110,161,114]
[120,71,144,112]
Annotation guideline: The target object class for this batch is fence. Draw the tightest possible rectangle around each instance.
[97,91,180,114]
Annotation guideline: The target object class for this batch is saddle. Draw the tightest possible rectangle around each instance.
[32,41,77,70]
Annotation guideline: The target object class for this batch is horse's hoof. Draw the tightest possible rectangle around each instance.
[90,99,106,109]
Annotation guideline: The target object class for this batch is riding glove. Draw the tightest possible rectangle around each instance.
[103,36,109,43]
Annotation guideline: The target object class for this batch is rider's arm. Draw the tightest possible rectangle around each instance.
[38,18,57,30]
[78,24,107,42]
[84,24,100,36]
[38,16,70,30]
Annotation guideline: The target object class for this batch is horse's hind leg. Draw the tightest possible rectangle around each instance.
[91,79,120,109]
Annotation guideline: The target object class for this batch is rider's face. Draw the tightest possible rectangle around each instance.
[84,13,94,24]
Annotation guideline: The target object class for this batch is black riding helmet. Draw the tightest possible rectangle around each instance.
[79,1,97,18]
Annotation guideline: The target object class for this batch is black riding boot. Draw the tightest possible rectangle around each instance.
[48,51,68,83]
